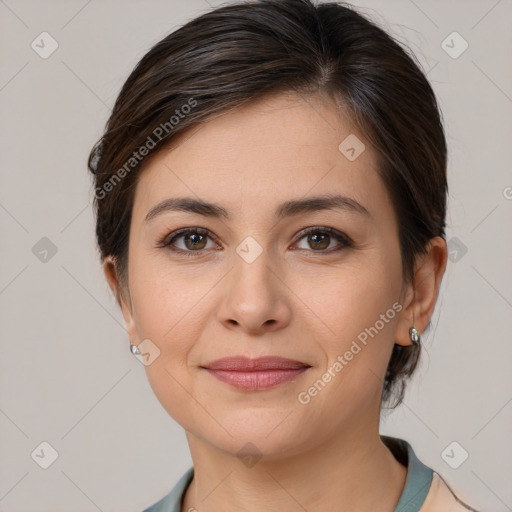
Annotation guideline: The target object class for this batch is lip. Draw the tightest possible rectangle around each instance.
[201,356,311,391]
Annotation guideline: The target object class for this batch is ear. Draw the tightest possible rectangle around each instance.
[103,256,139,345]
[395,236,448,347]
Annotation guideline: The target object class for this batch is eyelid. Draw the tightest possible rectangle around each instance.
[293,226,353,249]
[157,225,353,255]
[157,227,220,249]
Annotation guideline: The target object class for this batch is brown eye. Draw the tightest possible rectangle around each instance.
[305,232,331,250]
[180,232,208,250]
[294,227,352,253]
[160,228,219,256]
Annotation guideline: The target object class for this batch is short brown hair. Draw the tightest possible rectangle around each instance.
[88,0,448,408]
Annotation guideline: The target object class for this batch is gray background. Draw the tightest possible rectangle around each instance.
[1,0,511,511]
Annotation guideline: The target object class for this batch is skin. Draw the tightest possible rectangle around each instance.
[104,90,447,512]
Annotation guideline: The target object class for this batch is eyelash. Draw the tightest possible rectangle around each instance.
[156,226,354,258]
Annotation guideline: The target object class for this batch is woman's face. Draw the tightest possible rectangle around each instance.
[112,91,416,458]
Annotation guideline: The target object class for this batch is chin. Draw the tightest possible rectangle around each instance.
[193,410,315,461]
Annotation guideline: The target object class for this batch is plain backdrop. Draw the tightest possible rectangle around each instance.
[0,0,511,511]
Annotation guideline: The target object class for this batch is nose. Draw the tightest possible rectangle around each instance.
[216,247,292,335]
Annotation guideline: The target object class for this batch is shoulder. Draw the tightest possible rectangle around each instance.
[141,467,194,512]
[420,472,481,512]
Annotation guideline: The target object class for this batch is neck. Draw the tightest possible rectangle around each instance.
[182,417,407,512]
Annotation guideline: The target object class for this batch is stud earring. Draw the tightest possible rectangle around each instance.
[409,327,421,346]
[130,344,141,355]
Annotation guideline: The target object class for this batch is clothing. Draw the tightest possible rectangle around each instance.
[142,435,478,512]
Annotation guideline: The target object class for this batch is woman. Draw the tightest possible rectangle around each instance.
[88,1,480,510]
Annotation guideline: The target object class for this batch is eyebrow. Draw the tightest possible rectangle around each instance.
[144,194,371,223]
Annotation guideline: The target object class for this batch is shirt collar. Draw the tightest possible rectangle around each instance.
[382,435,434,512]
[142,435,433,512]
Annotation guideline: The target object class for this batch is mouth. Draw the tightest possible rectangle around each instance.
[200,356,311,391]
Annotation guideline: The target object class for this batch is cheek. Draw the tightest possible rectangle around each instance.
[134,279,207,430]
[130,255,211,343]
[128,259,214,401]
[305,258,401,344]
[296,269,401,412]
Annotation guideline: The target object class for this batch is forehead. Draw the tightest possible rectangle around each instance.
[131,91,388,223]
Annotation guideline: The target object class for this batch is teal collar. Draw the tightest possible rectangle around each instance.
[142,436,433,512]
[382,435,434,512]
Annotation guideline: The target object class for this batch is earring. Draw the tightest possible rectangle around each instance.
[130,344,141,355]
[409,327,421,346]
